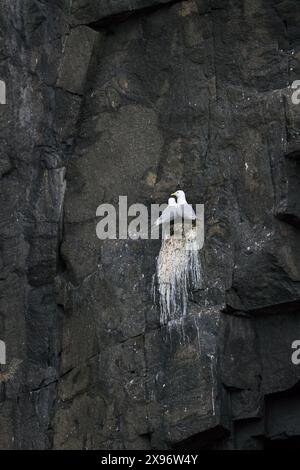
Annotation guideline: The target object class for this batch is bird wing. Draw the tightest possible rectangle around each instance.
[154,206,177,226]
[185,204,196,220]
[176,204,196,221]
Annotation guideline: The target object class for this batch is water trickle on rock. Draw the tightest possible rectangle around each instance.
[154,227,201,328]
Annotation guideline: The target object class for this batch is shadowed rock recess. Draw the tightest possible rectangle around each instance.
[0,0,300,450]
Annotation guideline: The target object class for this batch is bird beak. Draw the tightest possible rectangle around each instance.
[171,192,176,196]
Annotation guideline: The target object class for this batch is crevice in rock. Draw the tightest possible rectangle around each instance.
[173,425,230,450]
[78,0,183,31]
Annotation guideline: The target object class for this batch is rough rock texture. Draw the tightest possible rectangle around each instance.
[0,0,300,450]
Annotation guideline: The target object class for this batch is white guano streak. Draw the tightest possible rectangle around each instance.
[155,227,201,328]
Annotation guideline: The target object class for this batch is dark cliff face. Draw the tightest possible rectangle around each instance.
[0,0,300,450]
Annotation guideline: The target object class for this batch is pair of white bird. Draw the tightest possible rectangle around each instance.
[154,190,196,226]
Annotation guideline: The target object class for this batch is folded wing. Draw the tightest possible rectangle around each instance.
[154,206,177,226]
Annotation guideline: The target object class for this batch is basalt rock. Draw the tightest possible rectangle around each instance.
[0,0,300,450]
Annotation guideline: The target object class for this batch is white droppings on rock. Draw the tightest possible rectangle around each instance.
[194,316,202,355]
[154,228,201,329]
[0,80,6,104]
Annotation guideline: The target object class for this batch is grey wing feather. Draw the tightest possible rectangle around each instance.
[184,204,196,220]
[177,204,196,221]
[154,206,177,226]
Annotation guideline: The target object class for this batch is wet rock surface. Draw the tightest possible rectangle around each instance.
[0,0,300,449]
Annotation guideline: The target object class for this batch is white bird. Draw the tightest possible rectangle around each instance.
[171,190,196,221]
[153,197,178,226]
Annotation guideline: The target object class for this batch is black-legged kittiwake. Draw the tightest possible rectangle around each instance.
[171,190,196,221]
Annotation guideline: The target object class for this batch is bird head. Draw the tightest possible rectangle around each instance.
[168,197,177,206]
[171,190,186,202]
